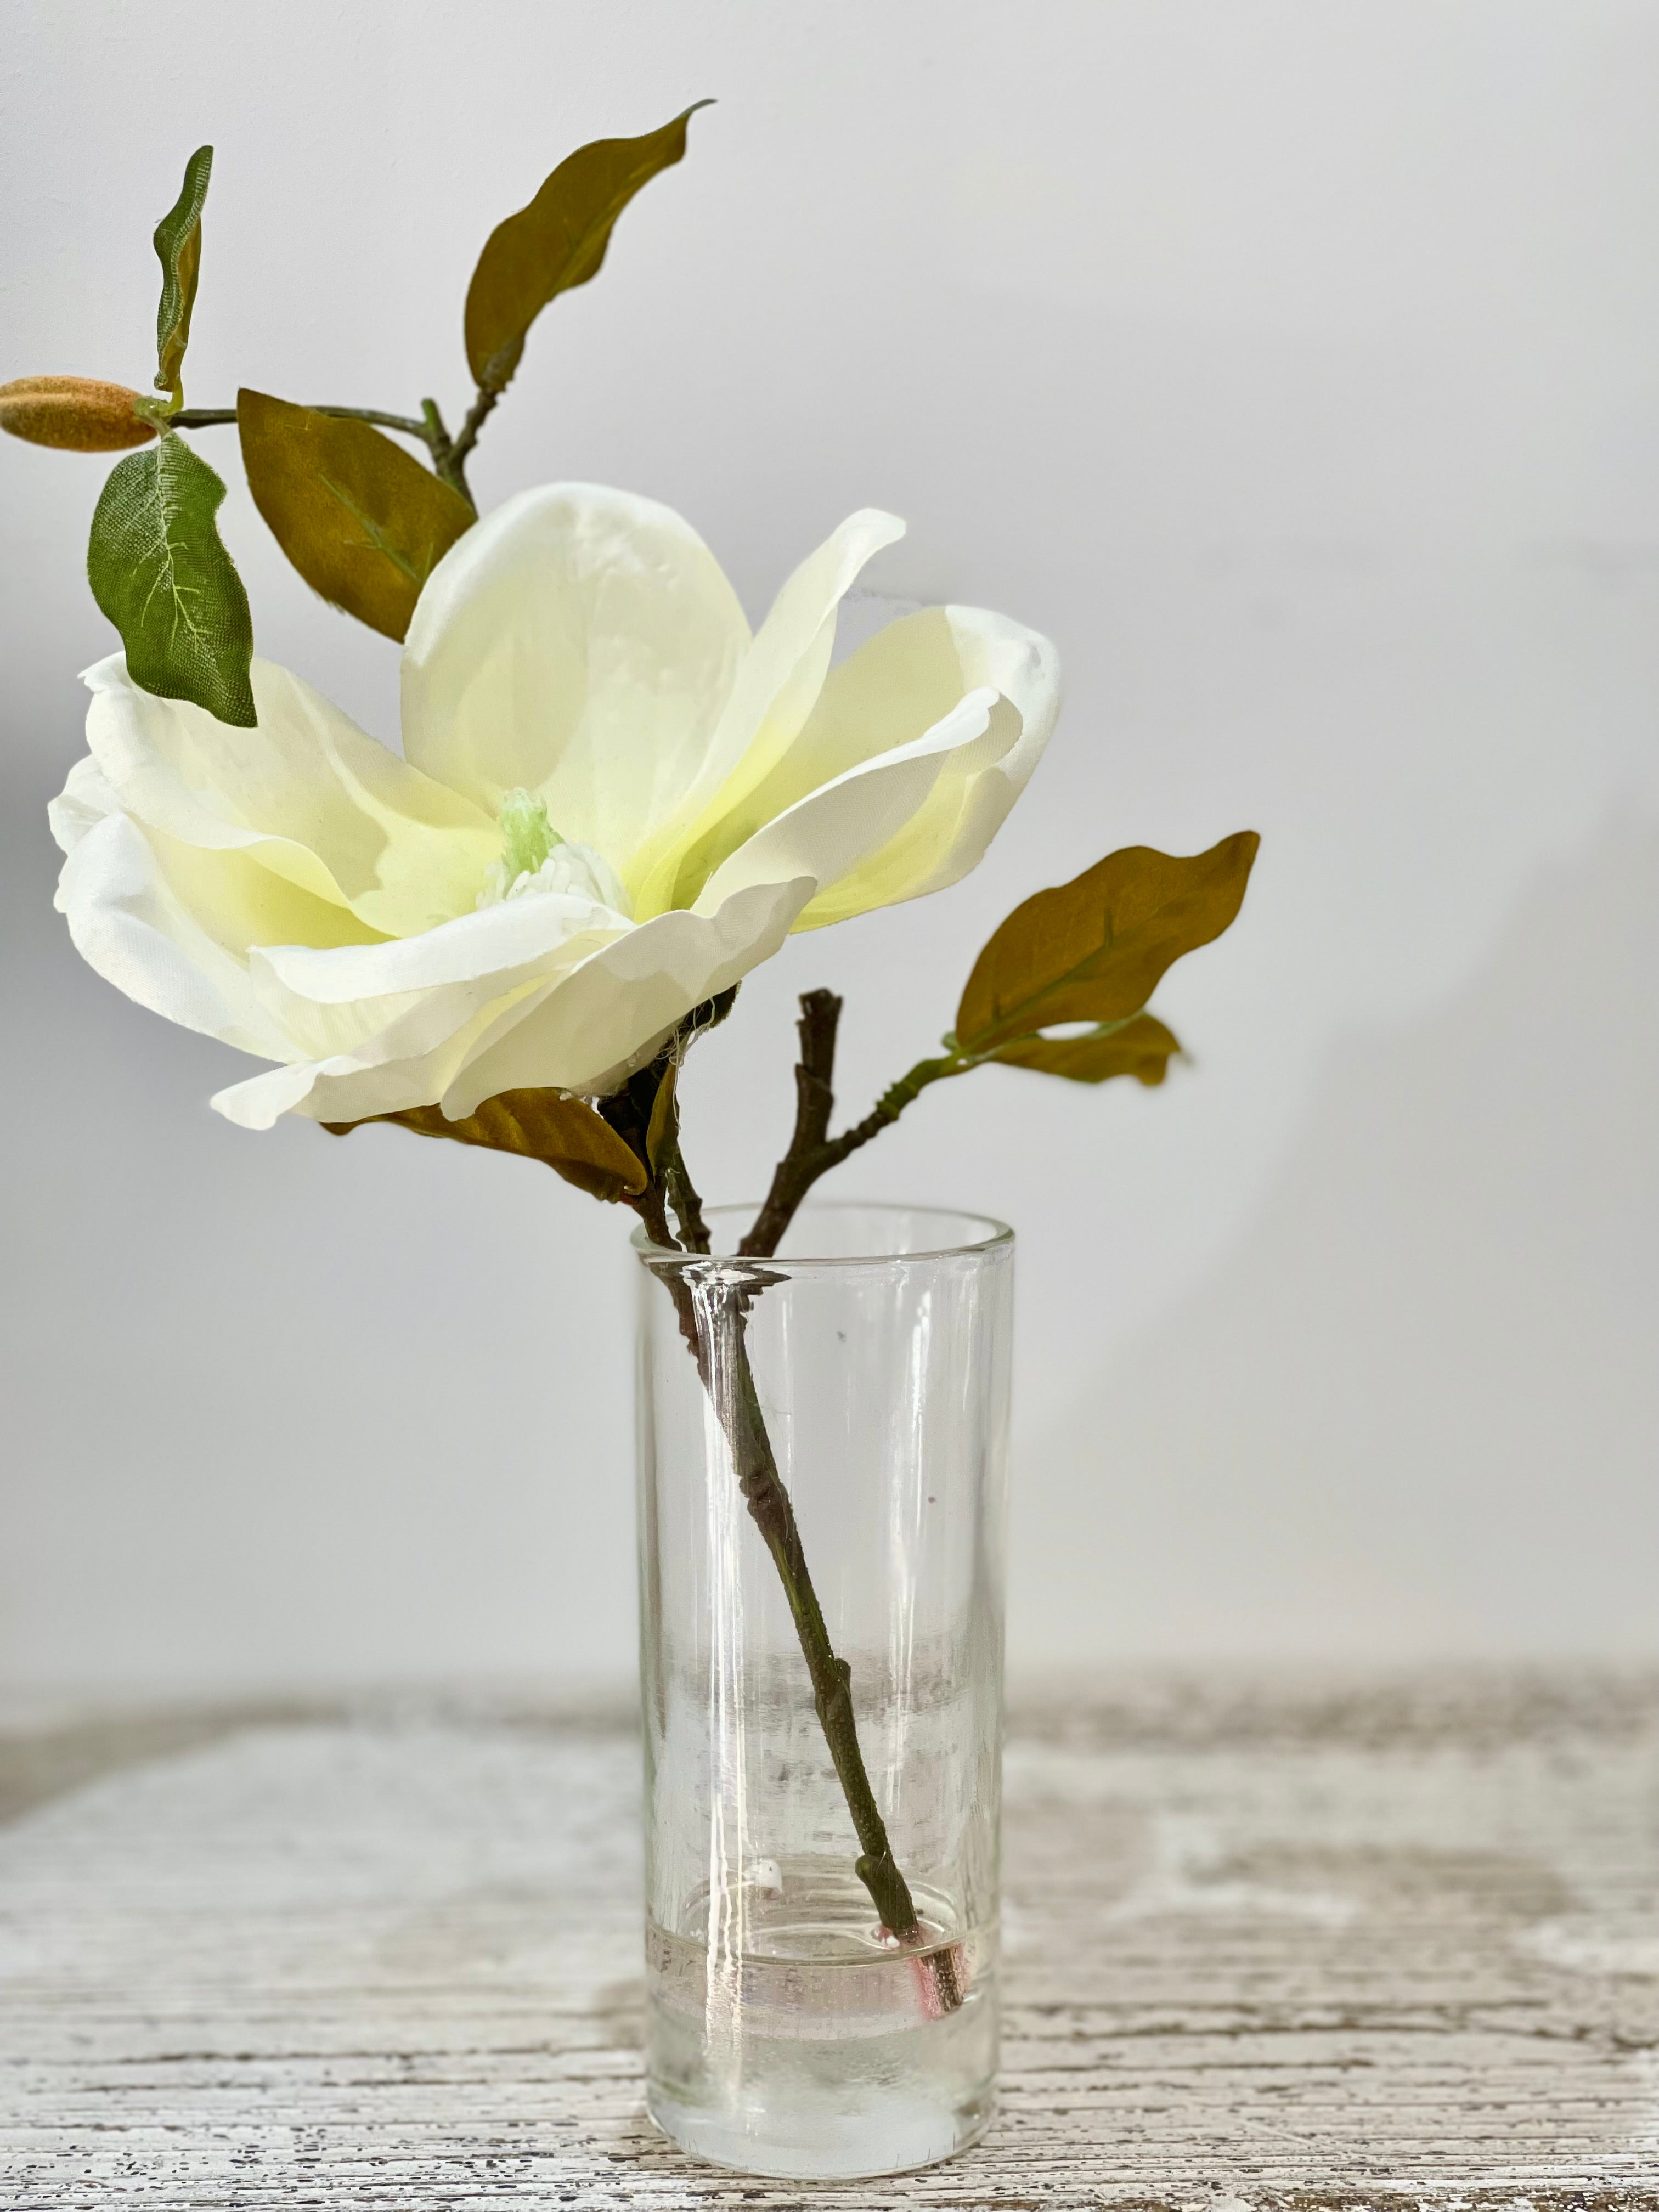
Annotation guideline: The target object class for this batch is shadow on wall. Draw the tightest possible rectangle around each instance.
[1014,811,1659,1664]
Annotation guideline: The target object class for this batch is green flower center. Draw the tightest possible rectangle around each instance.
[497,787,562,882]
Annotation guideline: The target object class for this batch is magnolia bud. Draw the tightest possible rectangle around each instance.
[0,375,157,453]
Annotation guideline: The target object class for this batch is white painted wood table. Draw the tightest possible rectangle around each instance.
[2,1675,1656,2209]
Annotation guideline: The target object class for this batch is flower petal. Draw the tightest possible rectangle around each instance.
[691,686,1024,921]
[82,653,500,936]
[53,811,300,1059]
[439,878,814,1114]
[630,507,905,913]
[400,483,752,872]
[250,889,629,1005]
[242,891,627,1064]
[210,979,544,1130]
[48,753,122,854]
[210,878,812,1128]
[787,605,1062,928]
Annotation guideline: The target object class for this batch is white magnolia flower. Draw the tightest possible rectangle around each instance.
[50,484,1060,1129]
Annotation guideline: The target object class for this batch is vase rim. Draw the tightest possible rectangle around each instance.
[630,1198,1013,1268]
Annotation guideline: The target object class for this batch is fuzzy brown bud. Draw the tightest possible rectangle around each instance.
[0,376,157,453]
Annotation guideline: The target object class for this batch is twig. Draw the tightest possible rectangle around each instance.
[740,990,960,1259]
[444,383,501,499]
[646,1257,959,2007]
[628,1013,962,2011]
[170,403,430,437]
[419,397,472,504]
[664,1144,712,1254]
[631,1175,679,1253]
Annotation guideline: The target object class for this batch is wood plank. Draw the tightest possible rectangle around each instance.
[2,1674,1655,2208]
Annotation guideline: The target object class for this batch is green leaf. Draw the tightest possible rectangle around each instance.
[989,1012,1181,1087]
[956,833,1260,1053]
[87,432,256,727]
[464,102,713,396]
[323,1088,648,1204]
[153,145,213,407]
[238,390,476,642]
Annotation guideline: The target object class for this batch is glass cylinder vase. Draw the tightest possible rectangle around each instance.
[633,1201,1014,2180]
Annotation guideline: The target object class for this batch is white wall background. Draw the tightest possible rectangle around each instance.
[2,0,1655,1695]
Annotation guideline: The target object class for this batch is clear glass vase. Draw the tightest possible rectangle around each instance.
[633,1201,1014,2180]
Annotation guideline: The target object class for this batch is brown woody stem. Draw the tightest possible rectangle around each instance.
[664,1141,712,1254]
[172,401,425,436]
[444,384,501,498]
[419,398,471,503]
[740,990,961,1259]
[635,1030,962,2010]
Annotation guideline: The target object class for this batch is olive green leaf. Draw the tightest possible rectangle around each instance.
[645,1059,680,1174]
[464,101,713,396]
[153,145,213,407]
[238,390,476,642]
[988,1011,1181,1086]
[323,1088,648,1204]
[956,833,1260,1054]
[87,432,256,726]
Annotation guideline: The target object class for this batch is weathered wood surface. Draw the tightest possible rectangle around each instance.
[2,1674,1656,2209]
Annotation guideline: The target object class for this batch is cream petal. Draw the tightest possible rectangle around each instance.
[212,879,809,1128]
[48,753,121,853]
[243,895,625,1065]
[53,812,297,1059]
[935,602,1061,797]
[142,823,388,964]
[211,1060,330,1128]
[691,688,1020,918]
[82,654,500,936]
[439,878,814,1114]
[400,483,752,871]
[686,603,1059,890]
[210,979,544,1131]
[251,889,629,1005]
[789,605,1062,928]
[629,507,905,913]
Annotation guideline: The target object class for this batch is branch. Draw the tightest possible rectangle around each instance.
[740,990,961,1259]
[628,1175,679,1252]
[170,402,430,437]
[648,1259,958,2004]
[665,1144,712,1254]
[418,397,470,503]
[626,1003,961,2010]
[443,384,502,500]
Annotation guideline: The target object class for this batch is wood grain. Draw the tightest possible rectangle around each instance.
[2,1673,1655,2209]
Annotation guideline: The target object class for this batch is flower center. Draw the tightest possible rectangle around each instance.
[475,789,634,918]
[497,787,560,879]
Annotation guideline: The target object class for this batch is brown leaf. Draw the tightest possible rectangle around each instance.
[238,390,475,642]
[989,1012,1181,1086]
[645,1059,680,1173]
[323,1088,647,1203]
[464,103,712,395]
[956,833,1260,1052]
